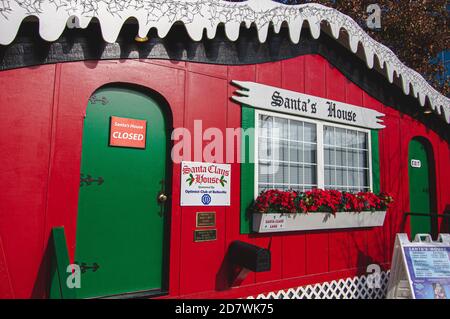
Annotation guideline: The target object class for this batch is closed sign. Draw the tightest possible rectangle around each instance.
[411,159,421,168]
[110,116,147,149]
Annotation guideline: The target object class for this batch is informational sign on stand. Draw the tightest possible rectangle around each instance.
[387,233,450,299]
[180,161,231,207]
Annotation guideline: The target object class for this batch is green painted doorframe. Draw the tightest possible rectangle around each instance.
[75,86,171,299]
[408,137,437,239]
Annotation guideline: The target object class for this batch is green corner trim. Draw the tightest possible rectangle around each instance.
[371,130,381,194]
[240,106,255,234]
[49,227,76,299]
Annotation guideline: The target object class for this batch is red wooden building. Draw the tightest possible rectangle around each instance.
[0,1,449,299]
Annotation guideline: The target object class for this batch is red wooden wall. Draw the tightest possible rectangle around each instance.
[0,55,448,299]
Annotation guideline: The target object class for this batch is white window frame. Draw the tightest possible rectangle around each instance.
[254,109,373,199]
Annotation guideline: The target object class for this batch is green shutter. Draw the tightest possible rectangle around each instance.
[371,130,381,194]
[240,106,255,234]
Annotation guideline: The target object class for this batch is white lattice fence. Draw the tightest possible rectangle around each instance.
[247,271,390,299]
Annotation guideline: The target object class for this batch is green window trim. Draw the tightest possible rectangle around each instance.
[371,130,381,194]
[239,107,382,235]
[240,106,255,234]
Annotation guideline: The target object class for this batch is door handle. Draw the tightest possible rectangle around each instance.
[158,192,168,203]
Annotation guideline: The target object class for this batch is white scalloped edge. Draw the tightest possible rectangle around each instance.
[0,0,448,123]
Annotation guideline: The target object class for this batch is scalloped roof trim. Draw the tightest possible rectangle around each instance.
[0,0,448,123]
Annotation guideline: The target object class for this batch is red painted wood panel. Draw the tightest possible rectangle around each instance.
[0,235,14,298]
[0,65,56,298]
[179,72,228,294]
[226,64,257,286]
[380,108,404,261]
[304,55,329,275]
[438,141,450,232]
[363,93,386,265]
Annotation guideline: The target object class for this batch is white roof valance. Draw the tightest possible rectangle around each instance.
[0,0,448,122]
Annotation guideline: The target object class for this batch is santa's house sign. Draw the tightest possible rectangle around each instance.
[231,81,385,129]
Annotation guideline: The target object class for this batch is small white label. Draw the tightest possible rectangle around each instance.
[262,215,287,230]
[411,159,421,168]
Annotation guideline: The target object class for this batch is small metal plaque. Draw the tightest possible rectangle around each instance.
[194,229,217,242]
[196,212,216,227]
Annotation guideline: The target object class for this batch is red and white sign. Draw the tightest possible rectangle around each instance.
[109,116,147,149]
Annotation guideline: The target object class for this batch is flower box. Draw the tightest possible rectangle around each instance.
[252,211,387,233]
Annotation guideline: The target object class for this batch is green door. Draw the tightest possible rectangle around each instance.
[408,138,432,239]
[75,87,169,298]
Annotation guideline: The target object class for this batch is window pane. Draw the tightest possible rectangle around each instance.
[289,121,302,141]
[304,122,316,142]
[289,164,300,185]
[335,128,345,147]
[358,150,369,168]
[347,149,354,167]
[258,162,273,183]
[303,142,316,164]
[347,130,358,148]
[356,131,368,149]
[304,165,317,185]
[336,168,345,186]
[258,137,271,160]
[259,115,272,137]
[324,126,334,146]
[273,118,288,139]
[273,139,288,162]
[358,169,369,187]
[324,147,335,165]
[274,163,288,184]
[324,126,370,192]
[258,114,317,192]
[348,169,357,186]
[289,142,302,163]
[325,167,335,186]
[336,148,346,166]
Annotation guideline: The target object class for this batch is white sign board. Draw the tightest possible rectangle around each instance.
[231,81,385,129]
[180,161,231,207]
[387,233,450,299]
[261,215,287,231]
[410,159,422,168]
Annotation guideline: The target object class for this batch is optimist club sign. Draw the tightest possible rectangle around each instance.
[181,161,231,207]
[110,116,147,149]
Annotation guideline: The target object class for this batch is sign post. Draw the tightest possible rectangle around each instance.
[387,233,450,299]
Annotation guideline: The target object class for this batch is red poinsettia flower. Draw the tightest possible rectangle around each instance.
[252,189,394,215]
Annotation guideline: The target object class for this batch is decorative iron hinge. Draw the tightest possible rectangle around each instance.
[89,95,108,105]
[75,262,100,274]
[80,174,104,187]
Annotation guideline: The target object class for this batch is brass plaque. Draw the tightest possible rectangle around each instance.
[196,212,216,227]
[194,229,217,242]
